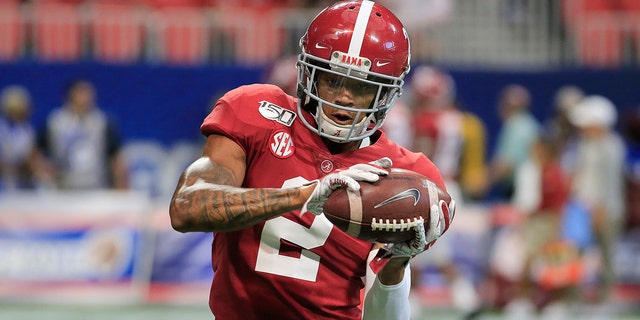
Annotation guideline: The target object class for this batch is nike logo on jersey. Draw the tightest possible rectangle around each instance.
[258,101,296,126]
[373,188,420,208]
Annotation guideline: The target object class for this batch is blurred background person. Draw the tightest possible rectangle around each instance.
[263,54,298,96]
[0,85,52,191]
[544,85,584,170]
[381,98,414,150]
[485,84,540,313]
[37,79,128,190]
[412,65,489,202]
[490,84,540,202]
[567,95,627,311]
[505,132,578,319]
[621,107,640,234]
[408,65,486,318]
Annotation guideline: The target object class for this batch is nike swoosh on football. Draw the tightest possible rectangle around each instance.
[373,188,420,208]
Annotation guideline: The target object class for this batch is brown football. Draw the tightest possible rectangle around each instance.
[323,168,451,243]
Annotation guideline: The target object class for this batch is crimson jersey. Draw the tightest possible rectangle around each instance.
[200,84,445,320]
[538,161,569,214]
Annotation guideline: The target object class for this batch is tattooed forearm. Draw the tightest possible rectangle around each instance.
[169,158,311,232]
[216,188,304,231]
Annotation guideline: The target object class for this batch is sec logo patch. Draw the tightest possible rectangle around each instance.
[269,130,295,158]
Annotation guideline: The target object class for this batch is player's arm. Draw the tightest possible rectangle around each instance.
[362,247,411,320]
[361,228,423,320]
[169,134,316,233]
[362,196,455,319]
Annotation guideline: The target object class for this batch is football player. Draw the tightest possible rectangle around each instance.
[409,66,486,316]
[169,1,454,319]
[411,65,489,202]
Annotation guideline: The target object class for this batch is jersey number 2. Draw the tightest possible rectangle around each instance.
[254,177,333,282]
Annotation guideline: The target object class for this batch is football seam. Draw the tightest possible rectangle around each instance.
[426,179,440,208]
[346,189,362,238]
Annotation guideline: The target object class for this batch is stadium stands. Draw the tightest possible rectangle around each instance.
[0,1,638,67]
[153,7,208,64]
[0,2,22,61]
[32,1,83,62]
[90,3,146,63]
[0,1,639,66]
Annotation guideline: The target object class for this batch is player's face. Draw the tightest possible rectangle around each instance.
[316,72,377,125]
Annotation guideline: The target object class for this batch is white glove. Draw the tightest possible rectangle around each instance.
[384,221,427,258]
[426,199,456,243]
[301,158,392,216]
[384,198,456,258]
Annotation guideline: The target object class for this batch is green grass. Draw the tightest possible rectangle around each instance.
[1,304,638,320]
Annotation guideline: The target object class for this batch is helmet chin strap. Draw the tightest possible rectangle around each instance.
[318,107,369,142]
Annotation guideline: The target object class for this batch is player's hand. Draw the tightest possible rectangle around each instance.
[383,198,456,258]
[301,157,392,216]
[385,222,427,258]
[426,199,455,243]
[348,157,393,175]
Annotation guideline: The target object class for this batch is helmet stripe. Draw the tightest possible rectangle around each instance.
[348,0,374,57]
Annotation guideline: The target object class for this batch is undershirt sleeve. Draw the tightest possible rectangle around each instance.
[362,249,411,320]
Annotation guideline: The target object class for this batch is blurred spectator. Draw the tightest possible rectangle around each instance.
[544,85,585,176]
[408,66,484,318]
[0,85,52,190]
[621,107,640,232]
[567,95,626,305]
[506,133,577,319]
[380,63,414,149]
[545,86,583,150]
[38,79,128,190]
[263,55,298,96]
[412,66,489,201]
[381,98,413,149]
[489,84,539,201]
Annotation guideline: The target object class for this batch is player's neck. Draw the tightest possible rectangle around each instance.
[323,139,359,154]
[322,136,371,154]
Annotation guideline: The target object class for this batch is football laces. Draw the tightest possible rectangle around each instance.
[370,216,424,232]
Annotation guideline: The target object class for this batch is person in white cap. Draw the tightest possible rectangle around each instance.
[567,95,627,309]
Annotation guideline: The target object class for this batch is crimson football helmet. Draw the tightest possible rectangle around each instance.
[297,0,411,143]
